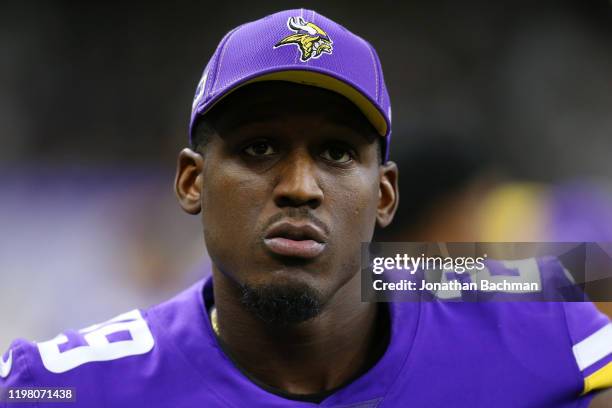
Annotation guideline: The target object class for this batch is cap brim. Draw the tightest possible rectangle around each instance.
[195,69,389,139]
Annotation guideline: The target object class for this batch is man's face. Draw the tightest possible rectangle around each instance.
[176,82,398,322]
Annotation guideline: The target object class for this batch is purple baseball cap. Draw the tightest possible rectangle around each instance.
[189,8,392,161]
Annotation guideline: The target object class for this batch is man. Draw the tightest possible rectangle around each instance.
[2,9,612,407]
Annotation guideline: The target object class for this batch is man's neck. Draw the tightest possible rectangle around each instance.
[210,270,389,396]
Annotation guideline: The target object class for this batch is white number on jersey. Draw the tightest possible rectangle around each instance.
[37,309,154,374]
[0,349,13,378]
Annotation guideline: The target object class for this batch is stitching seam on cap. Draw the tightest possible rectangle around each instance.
[211,25,243,94]
[366,42,379,103]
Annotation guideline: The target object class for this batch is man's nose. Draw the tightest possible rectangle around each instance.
[273,152,324,209]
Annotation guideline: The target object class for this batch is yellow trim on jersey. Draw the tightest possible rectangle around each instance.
[584,361,612,395]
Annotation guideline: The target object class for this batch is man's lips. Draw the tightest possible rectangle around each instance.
[263,222,327,259]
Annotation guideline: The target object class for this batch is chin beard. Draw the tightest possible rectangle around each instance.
[240,282,323,326]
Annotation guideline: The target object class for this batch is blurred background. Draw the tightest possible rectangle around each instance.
[1,0,612,350]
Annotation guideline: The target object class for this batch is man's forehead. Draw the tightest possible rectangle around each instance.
[207,81,378,139]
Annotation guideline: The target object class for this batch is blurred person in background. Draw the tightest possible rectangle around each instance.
[378,133,612,243]
[376,132,612,315]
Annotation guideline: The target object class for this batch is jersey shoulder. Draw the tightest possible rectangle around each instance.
[563,300,612,395]
[485,256,612,395]
[0,309,156,387]
[0,279,220,407]
[404,255,612,404]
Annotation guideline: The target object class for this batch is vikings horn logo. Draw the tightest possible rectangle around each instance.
[274,17,333,62]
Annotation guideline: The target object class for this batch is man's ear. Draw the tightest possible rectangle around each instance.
[377,161,399,228]
[174,148,204,214]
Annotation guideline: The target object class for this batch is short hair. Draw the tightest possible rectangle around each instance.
[190,118,215,155]
[191,118,384,164]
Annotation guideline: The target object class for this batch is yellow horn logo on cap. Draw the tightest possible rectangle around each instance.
[274,17,333,62]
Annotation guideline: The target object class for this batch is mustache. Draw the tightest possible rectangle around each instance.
[261,208,330,236]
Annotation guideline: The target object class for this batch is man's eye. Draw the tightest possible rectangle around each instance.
[321,146,352,163]
[244,141,276,157]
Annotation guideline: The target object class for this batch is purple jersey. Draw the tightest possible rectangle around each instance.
[2,260,611,407]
